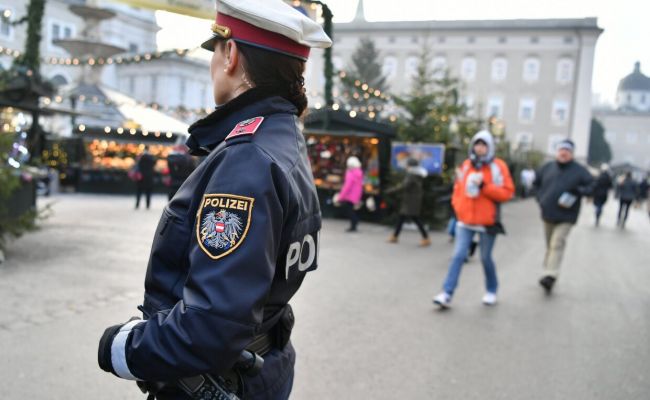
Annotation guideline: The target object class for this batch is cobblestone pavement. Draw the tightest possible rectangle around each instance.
[0,194,648,399]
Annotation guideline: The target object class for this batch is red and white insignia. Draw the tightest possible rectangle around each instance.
[226,116,264,140]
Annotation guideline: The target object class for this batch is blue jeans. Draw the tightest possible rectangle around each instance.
[442,225,498,296]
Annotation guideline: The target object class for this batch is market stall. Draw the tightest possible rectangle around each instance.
[303,109,397,219]
[69,84,189,193]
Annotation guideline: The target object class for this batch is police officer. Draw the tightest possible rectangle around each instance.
[97,1,332,398]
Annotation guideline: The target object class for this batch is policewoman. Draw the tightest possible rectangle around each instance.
[97,0,331,398]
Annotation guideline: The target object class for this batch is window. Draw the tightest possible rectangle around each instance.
[530,36,539,44]
[564,36,574,44]
[467,36,475,44]
[461,57,476,81]
[49,20,74,47]
[641,94,647,104]
[0,7,13,38]
[547,134,565,154]
[519,98,536,122]
[180,78,186,104]
[431,56,447,80]
[438,36,446,43]
[626,132,638,144]
[516,132,533,150]
[498,36,507,44]
[491,57,508,81]
[605,131,617,143]
[486,96,504,118]
[382,56,398,80]
[405,56,419,78]
[151,76,158,101]
[461,95,475,115]
[129,43,139,53]
[522,58,540,82]
[556,58,574,84]
[411,36,419,44]
[552,99,569,124]
[388,36,395,44]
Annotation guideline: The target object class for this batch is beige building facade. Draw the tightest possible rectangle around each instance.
[304,1,603,159]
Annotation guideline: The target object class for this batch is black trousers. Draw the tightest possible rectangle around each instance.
[393,215,428,238]
[342,201,359,230]
[618,200,633,224]
[136,184,152,209]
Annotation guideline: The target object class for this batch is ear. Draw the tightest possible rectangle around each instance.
[224,40,240,75]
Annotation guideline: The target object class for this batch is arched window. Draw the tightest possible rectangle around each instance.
[556,58,574,84]
[382,56,398,80]
[460,57,477,81]
[405,56,419,78]
[431,56,447,80]
[522,57,540,82]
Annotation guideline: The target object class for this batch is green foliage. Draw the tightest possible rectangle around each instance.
[13,0,45,71]
[588,118,612,166]
[338,38,388,114]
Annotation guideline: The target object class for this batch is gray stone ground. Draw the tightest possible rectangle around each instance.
[0,193,648,399]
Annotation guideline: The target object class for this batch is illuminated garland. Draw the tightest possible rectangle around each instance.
[41,94,211,116]
[76,123,177,139]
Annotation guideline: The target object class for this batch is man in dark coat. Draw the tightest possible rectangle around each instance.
[135,146,155,209]
[592,164,612,227]
[166,146,195,200]
[533,139,593,294]
[387,158,430,246]
[616,172,638,228]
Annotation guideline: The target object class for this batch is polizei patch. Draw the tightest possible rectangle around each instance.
[196,194,255,260]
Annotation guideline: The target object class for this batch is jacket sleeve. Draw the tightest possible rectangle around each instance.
[338,170,352,199]
[481,159,515,203]
[122,143,289,382]
[575,168,595,196]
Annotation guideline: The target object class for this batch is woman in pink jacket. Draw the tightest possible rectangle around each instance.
[338,156,364,232]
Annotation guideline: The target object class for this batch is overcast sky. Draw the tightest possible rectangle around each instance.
[157,0,650,103]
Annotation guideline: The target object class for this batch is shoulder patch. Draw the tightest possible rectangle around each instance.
[196,194,255,260]
[226,117,265,140]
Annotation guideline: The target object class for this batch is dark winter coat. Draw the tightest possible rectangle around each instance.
[109,92,321,396]
[137,153,156,189]
[617,178,638,202]
[533,160,594,224]
[390,167,427,216]
[592,172,612,206]
[637,179,649,200]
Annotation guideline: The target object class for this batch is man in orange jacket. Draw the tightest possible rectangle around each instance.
[433,130,514,308]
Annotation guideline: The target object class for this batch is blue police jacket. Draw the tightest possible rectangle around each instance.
[111,91,322,382]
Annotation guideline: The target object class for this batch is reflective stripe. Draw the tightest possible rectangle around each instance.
[111,320,144,380]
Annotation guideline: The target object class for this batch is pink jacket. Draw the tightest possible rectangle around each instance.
[338,168,364,204]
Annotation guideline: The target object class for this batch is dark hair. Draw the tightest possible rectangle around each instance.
[235,42,308,116]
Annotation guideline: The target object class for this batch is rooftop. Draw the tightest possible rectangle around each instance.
[618,62,650,92]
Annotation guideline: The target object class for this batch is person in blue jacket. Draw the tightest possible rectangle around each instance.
[97,1,332,399]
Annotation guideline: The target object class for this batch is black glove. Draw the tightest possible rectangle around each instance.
[98,317,141,376]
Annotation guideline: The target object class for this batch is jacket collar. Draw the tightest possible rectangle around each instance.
[186,88,297,155]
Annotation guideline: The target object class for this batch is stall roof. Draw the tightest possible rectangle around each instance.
[304,109,397,138]
[71,84,189,137]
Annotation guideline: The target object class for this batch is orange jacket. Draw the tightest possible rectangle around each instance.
[452,158,514,226]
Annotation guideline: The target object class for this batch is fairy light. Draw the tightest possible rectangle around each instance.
[78,124,86,132]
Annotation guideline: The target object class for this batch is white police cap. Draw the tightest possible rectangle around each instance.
[201,0,332,61]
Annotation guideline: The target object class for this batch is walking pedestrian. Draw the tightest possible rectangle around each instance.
[337,156,364,232]
[97,1,331,398]
[386,158,431,246]
[637,174,649,219]
[592,164,612,227]
[135,146,155,209]
[533,139,594,294]
[520,166,536,198]
[432,130,514,308]
[616,172,638,228]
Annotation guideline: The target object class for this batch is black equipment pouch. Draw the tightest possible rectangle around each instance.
[273,304,295,349]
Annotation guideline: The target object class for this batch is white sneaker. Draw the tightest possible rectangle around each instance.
[433,292,452,309]
[482,292,497,306]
